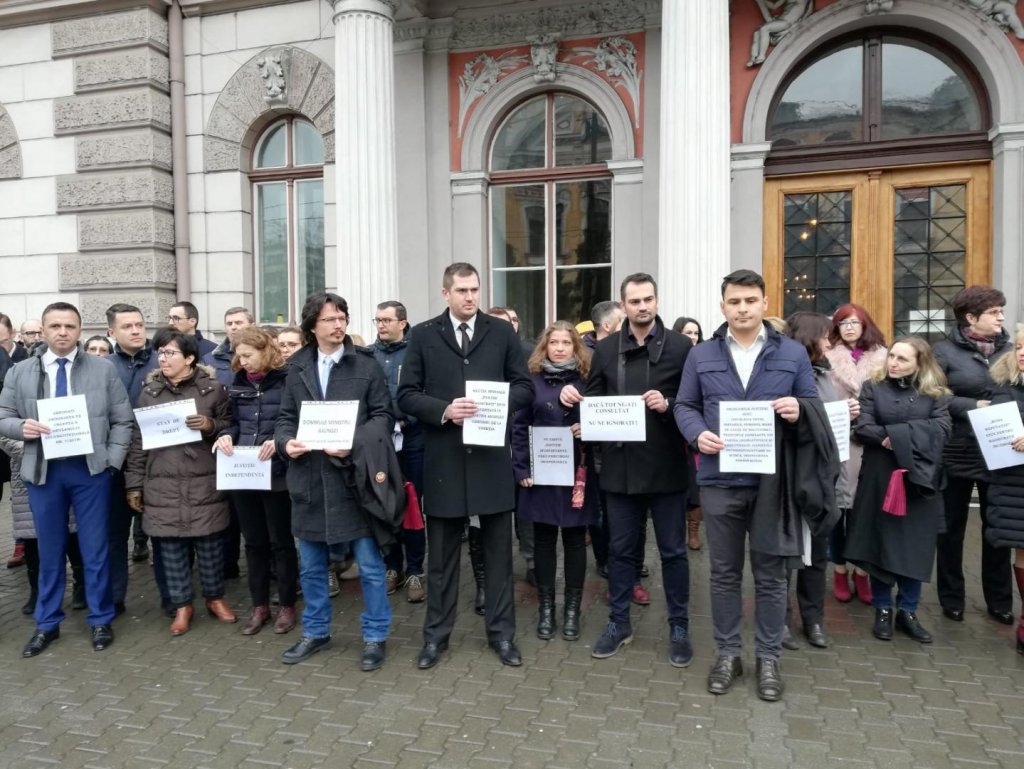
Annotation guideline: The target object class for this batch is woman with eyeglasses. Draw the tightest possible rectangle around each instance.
[933,286,1015,626]
[277,326,304,362]
[125,328,237,635]
[824,304,888,604]
[215,326,298,635]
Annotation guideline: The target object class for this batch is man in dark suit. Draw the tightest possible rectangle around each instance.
[397,262,534,669]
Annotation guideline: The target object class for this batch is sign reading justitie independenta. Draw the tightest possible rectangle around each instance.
[216,446,272,491]
[296,400,359,450]
[579,396,645,442]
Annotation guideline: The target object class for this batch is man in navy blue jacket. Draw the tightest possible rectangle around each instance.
[674,270,817,703]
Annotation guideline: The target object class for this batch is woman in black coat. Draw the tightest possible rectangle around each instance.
[847,337,951,644]
[933,286,1014,624]
[983,329,1024,654]
[511,322,597,641]
[215,326,298,636]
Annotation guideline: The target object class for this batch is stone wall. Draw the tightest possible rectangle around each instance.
[51,6,175,328]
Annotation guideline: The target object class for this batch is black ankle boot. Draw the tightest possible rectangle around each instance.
[468,527,486,616]
[536,588,556,640]
[563,588,582,641]
[895,609,933,643]
[873,608,893,640]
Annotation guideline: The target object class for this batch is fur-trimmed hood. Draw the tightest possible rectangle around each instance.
[824,344,887,400]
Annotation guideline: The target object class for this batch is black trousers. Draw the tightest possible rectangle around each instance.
[936,476,1013,613]
[787,532,827,627]
[534,523,587,592]
[233,489,298,607]
[423,512,515,645]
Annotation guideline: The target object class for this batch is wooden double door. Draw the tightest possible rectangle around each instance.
[763,163,991,341]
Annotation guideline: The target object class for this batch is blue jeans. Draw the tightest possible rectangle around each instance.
[298,537,391,641]
[871,576,922,612]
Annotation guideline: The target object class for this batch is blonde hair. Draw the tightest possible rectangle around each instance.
[527,321,591,379]
[991,325,1024,386]
[869,336,950,398]
[230,326,285,372]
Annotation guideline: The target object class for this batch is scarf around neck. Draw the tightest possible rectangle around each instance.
[539,357,579,377]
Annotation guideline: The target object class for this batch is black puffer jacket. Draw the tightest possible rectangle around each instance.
[933,325,1010,479]
[224,366,288,490]
[985,383,1024,548]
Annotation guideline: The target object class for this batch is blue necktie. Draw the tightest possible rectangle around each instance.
[320,357,333,398]
[55,358,69,397]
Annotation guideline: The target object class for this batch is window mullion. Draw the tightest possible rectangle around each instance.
[865,36,883,143]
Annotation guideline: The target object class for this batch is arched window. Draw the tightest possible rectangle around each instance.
[489,93,613,340]
[766,31,989,173]
[250,117,325,323]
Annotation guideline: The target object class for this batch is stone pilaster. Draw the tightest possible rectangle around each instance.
[658,1,730,330]
[333,0,399,340]
[51,7,174,328]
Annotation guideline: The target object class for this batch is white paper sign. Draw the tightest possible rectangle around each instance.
[37,394,93,459]
[216,447,272,490]
[134,398,202,450]
[719,401,776,474]
[968,401,1024,471]
[580,396,646,442]
[824,400,851,463]
[463,381,510,447]
[530,426,575,486]
[296,400,359,450]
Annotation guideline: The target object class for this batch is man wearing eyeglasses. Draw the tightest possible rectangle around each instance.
[370,301,426,604]
[15,319,43,362]
[167,301,216,358]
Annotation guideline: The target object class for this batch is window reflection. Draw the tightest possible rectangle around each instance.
[881,43,981,139]
[554,95,612,167]
[769,46,863,147]
[492,97,546,171]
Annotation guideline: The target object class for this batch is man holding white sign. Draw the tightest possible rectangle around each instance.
[274,292,395,671]
[675,270,817,702]
[397,263,534,670]
[560,273,693,666]
[0,301,133,658]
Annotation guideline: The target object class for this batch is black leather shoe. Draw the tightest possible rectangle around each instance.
[22,628,59,658]
[281,635,332,664]
[91,624,114,651]
[491,639,522,667]
[873,608,894,640]
[416,641,448,670]
[707,655,743,695]
[361,641,386,672]
[781,625,800,651]
[896,610,933,643]
[756,658,785,702]
[803,623,832,649]
[942,607,964,622]
[988,608,1014,625]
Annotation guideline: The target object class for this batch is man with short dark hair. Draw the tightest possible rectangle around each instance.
[0,301,134,657]
[561,273,694,666]
[168,301,216,358]
[371,300,426,603]
[275,291,396,670]
[586,300,625,349]
[398,263,534,670]
[203,306,254,386]
[675,269,818,703]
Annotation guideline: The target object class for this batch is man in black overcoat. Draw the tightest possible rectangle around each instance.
[397,263,534,669]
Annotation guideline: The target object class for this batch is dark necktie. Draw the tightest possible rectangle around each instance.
[458,323,470,356]
[55,358,69,397]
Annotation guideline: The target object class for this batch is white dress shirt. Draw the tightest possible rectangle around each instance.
[42,347,79,396]
[449,311,476,348]
[726,326,766,390]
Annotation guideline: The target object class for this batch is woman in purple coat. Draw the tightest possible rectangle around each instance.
[511,321,597,641]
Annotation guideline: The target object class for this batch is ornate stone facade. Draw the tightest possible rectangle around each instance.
[0,106,21,180]
[203,46,336,172]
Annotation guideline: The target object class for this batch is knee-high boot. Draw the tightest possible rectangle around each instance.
[687,507,703,551]
[1014,565,1024,655]
[468,526,486,616]
[22,539,39,616]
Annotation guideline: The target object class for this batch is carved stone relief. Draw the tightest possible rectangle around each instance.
[529,34,560,83]
[746,0,813,67]
[457,50,528,137]
[203,46,336,172]
[568,37,642,128]
[865,0,895,12]
[964,0,1024,38]
[0,105,21,179]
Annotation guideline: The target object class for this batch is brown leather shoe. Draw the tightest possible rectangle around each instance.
[274,606,297,634]
[170,605,193,636]
[241,605,271,636]
[206,598,237,623]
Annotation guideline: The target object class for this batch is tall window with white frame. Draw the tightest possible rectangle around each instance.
[251,117,325,323]
[489,93,613,340]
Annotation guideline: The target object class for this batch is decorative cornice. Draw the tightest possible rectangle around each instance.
[449,0,660,50]
[394,16,453,50]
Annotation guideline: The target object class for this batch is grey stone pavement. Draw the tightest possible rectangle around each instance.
[0,495,1021,769]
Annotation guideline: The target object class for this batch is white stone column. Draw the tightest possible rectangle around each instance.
[333,0,399,340]
[658,1,731,330]
[991,124,1024,321]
